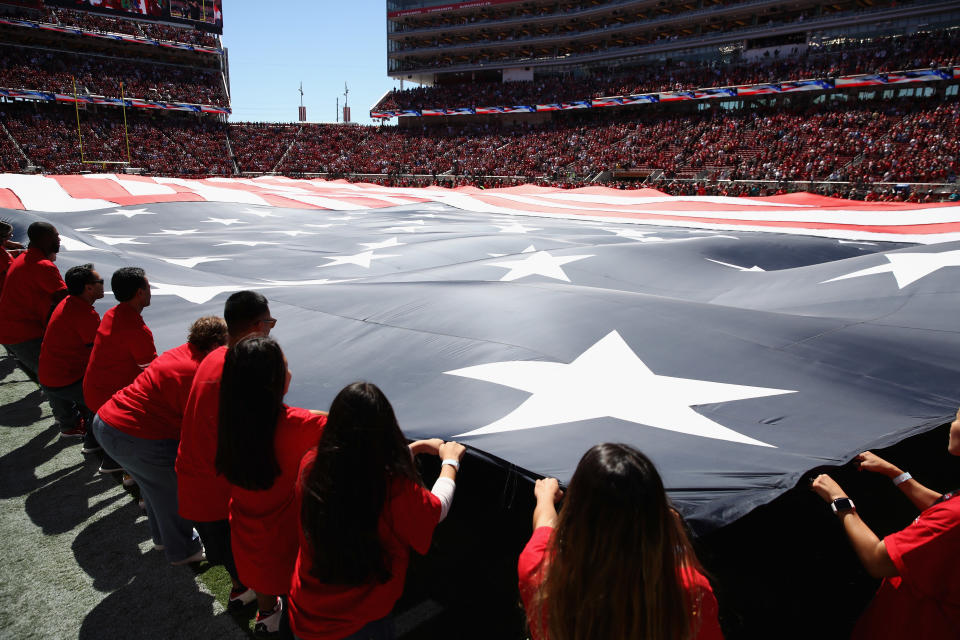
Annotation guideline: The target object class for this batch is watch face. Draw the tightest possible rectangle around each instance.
[832,498,855,513]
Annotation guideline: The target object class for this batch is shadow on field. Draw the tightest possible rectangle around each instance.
[0,387,44,427]
[0,422,87,499]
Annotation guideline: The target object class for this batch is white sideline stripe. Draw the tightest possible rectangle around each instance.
[0,174,116,211]
[84,174,178,195]
[153,177,271,205]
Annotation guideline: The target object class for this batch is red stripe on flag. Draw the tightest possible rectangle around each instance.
[51,175,132,201]
[472,195,960,235]
[0,187,24,210]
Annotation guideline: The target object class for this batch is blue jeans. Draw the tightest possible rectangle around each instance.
[92,415,201,563]
[42,378,91,430]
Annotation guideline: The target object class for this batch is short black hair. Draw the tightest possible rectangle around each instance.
[65,263,96,296]
[27,221,57,244]
[223,290,269,335]
[111,267,148,302]
[0,221,12,237]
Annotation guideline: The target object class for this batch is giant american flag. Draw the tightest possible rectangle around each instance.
[3,173,959,532]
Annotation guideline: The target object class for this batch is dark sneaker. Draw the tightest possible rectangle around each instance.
[228,585,257,612]
[98,456,123,474]
[122,473,136,487]
[170,550,205,566]
[254,597,283,636]
[81,427,101,453]
[59,423,86,439]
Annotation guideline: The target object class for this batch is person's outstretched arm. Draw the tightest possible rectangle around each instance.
[856,451,942,511]
[532,478,563,530]
[811,474,898,578]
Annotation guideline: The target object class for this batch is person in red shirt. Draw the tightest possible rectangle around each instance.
[0,221,67,378]
[518,443,723,640]
[83,266,156,474]
[38,263,104,439]
[214,336,328,635]
[290,382,466,640]
[176,290,275,610]
[811,408,960,640]
[92,316,227,565]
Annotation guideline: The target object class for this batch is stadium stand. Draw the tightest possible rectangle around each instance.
[0,0,957,202]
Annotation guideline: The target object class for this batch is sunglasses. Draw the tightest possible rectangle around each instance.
[260,317,278,328]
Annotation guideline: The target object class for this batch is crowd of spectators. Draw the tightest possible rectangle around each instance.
[377,29,960,112]
[0,92,957,193]
[229,123,301,174]
[0,44,227,106]
[1,4,219,48]
[1,103,230,176]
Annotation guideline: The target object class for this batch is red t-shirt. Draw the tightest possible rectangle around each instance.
[230,406,326,595]
[0,247,66,344]
[83,303,156,414]
[97,342,210,441]
[0,248,12,296]
[852,493,960,640]
[518,526,723,640]
[289,450,442,640]
[176,346,229,522]
[37,296,100,388]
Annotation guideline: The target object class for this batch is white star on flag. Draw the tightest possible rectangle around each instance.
[152,229,200,236]
[92,235,148,246]
[487,246,593,282]
[104,208,154,219]
[495,221,541,234]
[204,217,246,226]
[60,236,104,252]
[150,282,245,304]
[319,250,399,269]
[160,256,231,268]
[241,207,277,218]
[383,225,424,234]
[706,258,765,272]
[304,223,334,229]
[214,240,281,247]
[269,230,317,237]
[447,331,793,446]
[823,249,960,289]
[361,237,405,250]
[601,226,660,241]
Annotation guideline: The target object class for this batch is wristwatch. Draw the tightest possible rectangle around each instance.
[830,497,856,514]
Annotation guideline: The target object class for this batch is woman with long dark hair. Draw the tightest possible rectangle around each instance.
[215,336,327,636]
[289,381,466,640]
[519,443,723,640]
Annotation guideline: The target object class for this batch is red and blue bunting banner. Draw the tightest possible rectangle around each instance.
[372,66,956,120]
[0,88,231,115]
[0,17,221,55]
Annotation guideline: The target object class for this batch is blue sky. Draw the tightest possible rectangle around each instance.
[222,1,399,125]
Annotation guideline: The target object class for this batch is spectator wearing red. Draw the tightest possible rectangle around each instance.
[811,416,960,640]
[519,443,722,640]
[290,382,467,640]
[0,221,67,378]
[214,336,328,635]
[176,290,275,610]
[93,316,228,565]
[83,266,156,473]
[38,263,104,440]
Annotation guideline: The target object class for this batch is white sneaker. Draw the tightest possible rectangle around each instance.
[254,597,283,636]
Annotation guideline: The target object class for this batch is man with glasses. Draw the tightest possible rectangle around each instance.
[176,290,275,609]
[0,221,68,378]
[38,264,105,439]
